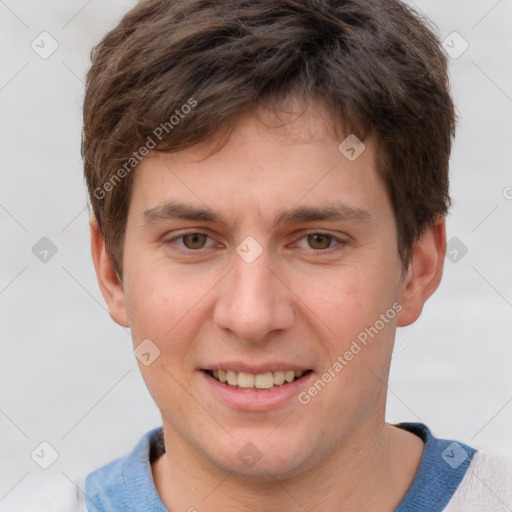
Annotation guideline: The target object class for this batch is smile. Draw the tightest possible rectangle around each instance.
[204,369,312,391]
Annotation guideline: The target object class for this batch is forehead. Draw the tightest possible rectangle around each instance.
[128,102,387,227]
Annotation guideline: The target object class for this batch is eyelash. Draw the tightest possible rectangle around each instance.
[164,231,346,253]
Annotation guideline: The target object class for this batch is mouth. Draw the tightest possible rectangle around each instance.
[203,369,313,391]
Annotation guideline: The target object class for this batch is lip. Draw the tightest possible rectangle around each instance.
[199,369,315,412]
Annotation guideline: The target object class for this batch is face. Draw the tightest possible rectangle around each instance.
[95,101,441,479]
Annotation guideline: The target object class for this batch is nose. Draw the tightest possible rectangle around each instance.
[213,251,295,342]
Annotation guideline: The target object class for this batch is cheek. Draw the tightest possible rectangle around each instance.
[124,260,192,346]
[123,258,221,366]
[291,266,389,334]
[124,265,209,404]
[288,263,399,383]
[124,271,169,343]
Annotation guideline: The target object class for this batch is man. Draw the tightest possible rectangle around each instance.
[75,0,512,510]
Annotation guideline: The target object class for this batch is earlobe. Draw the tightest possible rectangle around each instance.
[396,216,446,327]
[90,217,130,327]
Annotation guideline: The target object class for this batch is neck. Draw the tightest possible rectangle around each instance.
[152,421,424,512]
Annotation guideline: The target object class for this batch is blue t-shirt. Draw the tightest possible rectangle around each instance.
[85,422,475,511]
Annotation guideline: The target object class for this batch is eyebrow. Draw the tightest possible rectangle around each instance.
[274,204,372,226]
[143,201,223,224]
[142,200,372,226]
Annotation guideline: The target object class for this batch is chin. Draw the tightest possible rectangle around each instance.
[206,429,319,481]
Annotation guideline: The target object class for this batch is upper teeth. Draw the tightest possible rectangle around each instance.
[212,369,305,389]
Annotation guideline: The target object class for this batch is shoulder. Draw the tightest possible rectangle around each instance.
[84,452,130,508]
[10,428,163,512]
[85,427,165,510]
[444,451,512,512]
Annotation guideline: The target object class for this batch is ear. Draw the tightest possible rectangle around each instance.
[396,216,446,327]
[90,217,130,327]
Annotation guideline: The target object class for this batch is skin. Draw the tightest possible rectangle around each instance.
[91,99,446,511]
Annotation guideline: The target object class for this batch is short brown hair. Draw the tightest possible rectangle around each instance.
[83,0,455,276]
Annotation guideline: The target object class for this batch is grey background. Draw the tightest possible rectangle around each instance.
[1,0,511,507]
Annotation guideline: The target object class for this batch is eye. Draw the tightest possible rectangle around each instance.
[165,231,215,251]
[306,233,334,250]
[294,232,345,252]
[181,233,209,249]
